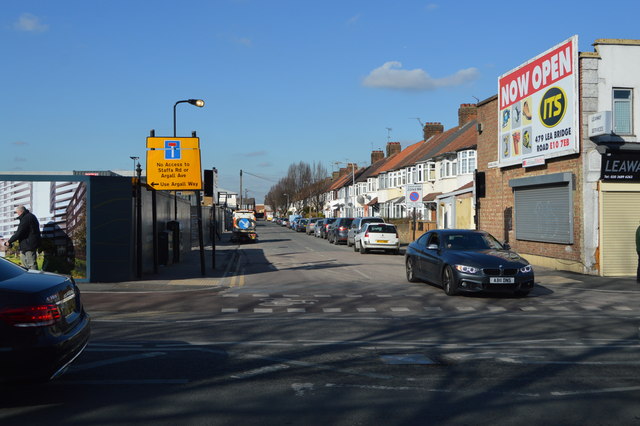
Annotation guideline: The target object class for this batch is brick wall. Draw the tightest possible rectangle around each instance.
[476,96,583,264]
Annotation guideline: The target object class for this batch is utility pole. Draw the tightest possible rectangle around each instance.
[239,169,243,210]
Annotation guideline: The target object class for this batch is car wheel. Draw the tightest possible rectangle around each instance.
[347,239,352,247]
[406,257,419,282]
[353,241,359,252]
[442,265,458,296]
[360,245,367,254]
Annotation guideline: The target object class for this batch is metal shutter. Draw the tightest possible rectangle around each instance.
[601,191,640,276]
[513,183,572,244]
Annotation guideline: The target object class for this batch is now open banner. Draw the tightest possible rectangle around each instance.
[497,36,579,168]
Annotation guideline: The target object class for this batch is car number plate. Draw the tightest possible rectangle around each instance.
[376,240,388,243]
[490,277,515,284]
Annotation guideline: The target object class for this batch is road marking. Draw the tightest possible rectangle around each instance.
[520,306,538,311]
[222,308,239,313]
[314,294,332,298]
[390,307,411,312]
[488,307,507,312]
[292,383,314,397]
[353,269,370,279]
[357,307,377,313]
[323,308,342,313]
[287,308,306,313]
[254,308,273,313]
[614,306,632,311]
[231,364,290,380]
[456,307,476,312]
[223,294,240,297]
[550,386,640,396]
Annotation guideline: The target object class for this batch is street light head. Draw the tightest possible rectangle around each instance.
[188,99,205,107]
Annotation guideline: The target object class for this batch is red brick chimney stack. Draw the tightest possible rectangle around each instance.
[371,150,384,164]
[458,103,477,126]
[423,122,444,141]
[386,142,401,157]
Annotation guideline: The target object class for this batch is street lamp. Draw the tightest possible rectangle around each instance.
[283,193,290,215]
[129,156,139,177]
[173,99,205,137]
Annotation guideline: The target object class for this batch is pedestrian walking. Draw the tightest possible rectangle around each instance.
[4,205,41,270]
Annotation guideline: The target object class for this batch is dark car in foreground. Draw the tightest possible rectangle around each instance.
[405,229,534,296]
[0,258,90,382]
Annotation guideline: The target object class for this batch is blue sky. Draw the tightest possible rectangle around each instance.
[3,0,639,202]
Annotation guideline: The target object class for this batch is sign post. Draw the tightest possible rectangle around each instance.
[406,184,423,241]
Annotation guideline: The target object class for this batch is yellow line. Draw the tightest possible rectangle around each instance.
[239,268,245,287]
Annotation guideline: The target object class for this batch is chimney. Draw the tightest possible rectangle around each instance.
[371,150,384,164]
[458,103,477,126]
[386,142,401,157]
[332,171,340,180]
[423,122,444,141]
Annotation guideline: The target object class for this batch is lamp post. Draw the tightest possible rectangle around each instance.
[173,99,205,137]
[130,156,139,177]
[283,193,289,215]
[171,98,205,275]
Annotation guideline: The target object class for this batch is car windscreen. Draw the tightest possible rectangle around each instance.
[444,233,503,250]
[367,224,396,233]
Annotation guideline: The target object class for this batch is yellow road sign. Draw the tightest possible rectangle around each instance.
[146,137,202,191]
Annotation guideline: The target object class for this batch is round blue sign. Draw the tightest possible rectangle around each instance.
[238,218,251,229]
[409,192,420,202]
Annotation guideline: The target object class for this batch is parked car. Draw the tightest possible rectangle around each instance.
[328,218,354,244]
[0,258,91,382]
[314,219,325,237]
[354,222,400,255]
[347,217,385,247]
[404,229,535,297]
[321,218,337,239]
[306,218,320,235]
[296,218,309,232]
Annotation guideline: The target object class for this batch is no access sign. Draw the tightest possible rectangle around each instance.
[146,137,202,191]
[405,184,423,209]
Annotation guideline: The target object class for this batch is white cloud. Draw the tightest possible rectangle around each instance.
[233,36,253,47]
[14,13,48,33]
[362,61,479,91]
[347,14,361,26]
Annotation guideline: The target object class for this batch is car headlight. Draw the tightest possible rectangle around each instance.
[519,265,533,273]
[455,264,479,274]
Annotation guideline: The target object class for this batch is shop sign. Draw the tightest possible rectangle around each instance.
[601,152,640,181]
[497,36,579,168]
[588,111,612,138]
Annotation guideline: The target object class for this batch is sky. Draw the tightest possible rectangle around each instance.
[3,0,640,203]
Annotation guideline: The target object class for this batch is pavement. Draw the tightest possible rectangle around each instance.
[78,230,640,294]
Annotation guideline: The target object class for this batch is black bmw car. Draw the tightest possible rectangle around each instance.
[405,229,534,296]
[0,257,90,382]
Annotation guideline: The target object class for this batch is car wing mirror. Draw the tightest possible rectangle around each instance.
[503,242,511,250]
[427,244,439,250]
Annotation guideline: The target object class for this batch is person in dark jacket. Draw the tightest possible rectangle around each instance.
[637,223,640,283]
[4,205,41,270]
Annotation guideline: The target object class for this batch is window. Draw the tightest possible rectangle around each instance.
[401,169,406,185]
[416,164,424,182]
[613,88,633,135]
[458,150,476,175]
[427,162,436,181]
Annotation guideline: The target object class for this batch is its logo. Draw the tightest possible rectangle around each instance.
[539,87,567,128]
